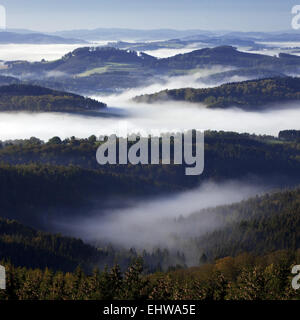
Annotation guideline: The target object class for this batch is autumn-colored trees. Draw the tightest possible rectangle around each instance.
[2,250,300,300]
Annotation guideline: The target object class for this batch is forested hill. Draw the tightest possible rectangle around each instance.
[4,46,300,77]
[4,46,157,75]
[0,216,101,272]
[0,75,21,86]
[0,84,106,112]
[133,77,300,110]
[279,130,300,142]
[182,186,300,261]
[151,45,300,70]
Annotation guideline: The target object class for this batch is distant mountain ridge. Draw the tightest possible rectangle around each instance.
[0,31,87,44]
[52,28,216,41]
[4,28,300,43]
[51,28,300,42]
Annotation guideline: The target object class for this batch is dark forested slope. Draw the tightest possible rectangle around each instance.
[134,77,300,110]
[181,187,300,261]
[0,84,106,112]
[0,216,102,272]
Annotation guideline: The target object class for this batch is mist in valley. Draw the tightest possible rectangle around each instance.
[48,178,282,266]
[1,97,300,140]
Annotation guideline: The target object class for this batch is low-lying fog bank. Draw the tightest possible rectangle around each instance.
[1,100,300,140]
[54,179,275,250]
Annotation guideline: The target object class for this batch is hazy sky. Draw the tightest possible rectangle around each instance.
[0,0,298,32]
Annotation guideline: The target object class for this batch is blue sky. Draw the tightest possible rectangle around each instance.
[0,0,298,32]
